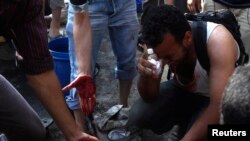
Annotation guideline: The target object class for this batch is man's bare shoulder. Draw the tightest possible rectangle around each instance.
[207,25,238,68]
[207,25,237,57]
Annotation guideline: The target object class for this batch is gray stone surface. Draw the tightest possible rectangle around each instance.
[3,25,178,141]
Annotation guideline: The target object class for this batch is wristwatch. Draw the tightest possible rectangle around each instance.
[70,0,88,13]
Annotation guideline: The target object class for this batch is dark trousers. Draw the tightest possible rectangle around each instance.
[128,80,209,138]
[0,75,46,141]
[0,42,46,141]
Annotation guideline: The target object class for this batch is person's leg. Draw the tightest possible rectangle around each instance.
[65,7,86,131]
[128,80,209,136]
[44,0,52,27]
[0,75,46,141]
[108,0,140,107]
[49,8,62,37]
[66,2,108,130]
[229,8,250,56]
[203,0,216,11]
[88,0,109,73]
[49,0,65,38]
[119,80,133,107]
[203,1,227,11]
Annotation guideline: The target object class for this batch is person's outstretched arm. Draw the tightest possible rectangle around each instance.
[62,0,96,115]
[12,0,98,140]
[27,71,98,141]
[182,25,237,141]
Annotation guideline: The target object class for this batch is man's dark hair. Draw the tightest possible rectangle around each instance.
[141,5,191,48]
[221,64,250,124]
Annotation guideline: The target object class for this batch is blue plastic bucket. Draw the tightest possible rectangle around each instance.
[136,0,143,13]
[48,37,70,96]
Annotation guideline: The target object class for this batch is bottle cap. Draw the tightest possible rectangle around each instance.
[147,48,154,54]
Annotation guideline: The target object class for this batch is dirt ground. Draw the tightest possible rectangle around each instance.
[88,35,177,141]
[73,34,174,141]
[4,33,176,141]
[2,13,176,141]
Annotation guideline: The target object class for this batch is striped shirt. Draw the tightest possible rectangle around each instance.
[0,0,54,75]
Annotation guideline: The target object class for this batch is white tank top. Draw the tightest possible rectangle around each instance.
[193,22,240,96]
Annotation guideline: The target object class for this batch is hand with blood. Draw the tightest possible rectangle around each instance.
[62,75,96,115]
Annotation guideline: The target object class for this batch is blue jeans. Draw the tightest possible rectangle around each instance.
[66,0,139,110]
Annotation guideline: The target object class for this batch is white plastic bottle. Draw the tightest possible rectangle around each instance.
[147,48,162,75]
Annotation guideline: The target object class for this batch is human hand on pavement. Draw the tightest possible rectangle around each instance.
[62,75,96,115]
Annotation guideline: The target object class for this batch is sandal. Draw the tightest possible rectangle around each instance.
[41,117,54,129]
[108,129,130,141]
